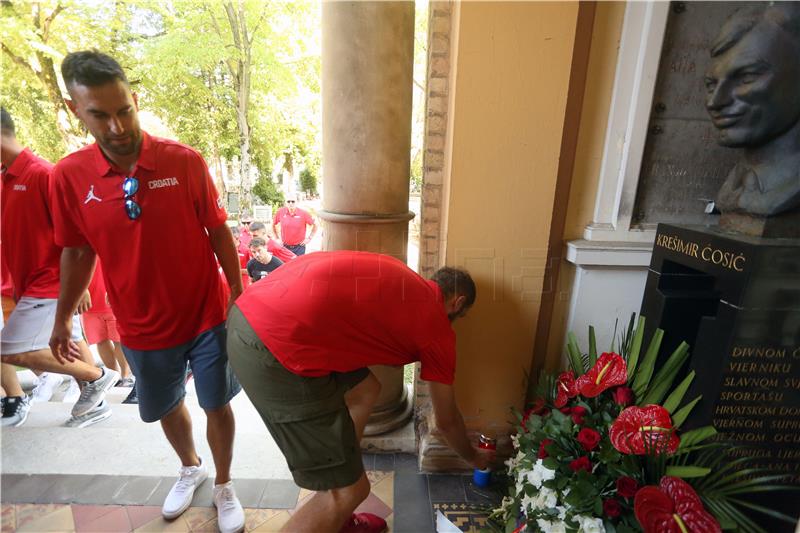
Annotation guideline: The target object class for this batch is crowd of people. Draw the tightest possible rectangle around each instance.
[1,50,490,533]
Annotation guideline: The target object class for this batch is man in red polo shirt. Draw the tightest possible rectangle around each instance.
[1,107,119,428]
[271,194,317,255]
[227,251,491,533]
[48,52,245,533]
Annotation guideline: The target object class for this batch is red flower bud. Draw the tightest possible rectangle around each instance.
[538,438,554,459]
[559,407,572,414]
[569,456,592,473]
[570,406,587,425]
[603,499,621,518]
[577,428,601,452]
[612,386,634,407]
[616,476,639,498]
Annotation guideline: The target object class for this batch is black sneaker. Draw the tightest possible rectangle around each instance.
[1,396,30,427]
[122,385,138,404]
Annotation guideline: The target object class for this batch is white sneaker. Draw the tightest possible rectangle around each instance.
[213,481,245,533]
[62,379,80,403]
[72,368,120,417]
[162,459,208,519]
[30,373,64,403]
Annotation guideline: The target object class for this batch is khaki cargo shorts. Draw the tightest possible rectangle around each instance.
[226,305,368,491]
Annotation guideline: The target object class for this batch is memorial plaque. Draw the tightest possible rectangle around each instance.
[641,224,800,528]
[631,2,763,227]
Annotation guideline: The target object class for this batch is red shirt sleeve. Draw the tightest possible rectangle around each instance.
[272,207,283,225]
[418,330,457,385]
[186,151,227,229]
[303,209,314,225]
[50,164,90,247]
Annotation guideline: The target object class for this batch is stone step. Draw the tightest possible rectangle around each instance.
[1,391,293,481]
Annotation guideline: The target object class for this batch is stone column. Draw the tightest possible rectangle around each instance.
[320,1,416,435]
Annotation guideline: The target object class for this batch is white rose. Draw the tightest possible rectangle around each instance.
[572,514,606,533]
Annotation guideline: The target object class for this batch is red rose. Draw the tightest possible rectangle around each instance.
[570,406,587,425]
[603,499,621,518]
[559,407,572,414]
[569,456,592,473]
[616,476,639,498]
[577,428,601,452]
[554,371,578,408]
[634,476,721,533]
[538,438,554,459]
[575,352,628,397]
[612,386,634,407]
[522,398,550,429]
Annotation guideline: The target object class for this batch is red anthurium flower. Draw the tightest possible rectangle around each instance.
[616,476,639,498]
[610,405,680,455]
[634,476,721,533]
[569,456,592,473]
[554,371,578,407]
[576,352,628,397]
[612,385,635,407]
[538,438,554,459]
[603,499,622,518]
[577,428,601,452]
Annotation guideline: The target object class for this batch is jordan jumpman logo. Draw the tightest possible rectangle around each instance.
[84,185,102,204]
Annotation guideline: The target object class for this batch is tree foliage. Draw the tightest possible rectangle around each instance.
[1,0,321,207]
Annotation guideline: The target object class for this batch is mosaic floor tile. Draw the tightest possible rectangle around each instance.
[181,507,216,530]
[1,504,16,532]
[433,502,489,533]
[249,510,291,532]
[14,504,65,531]
[71,505,121,530]
[124,506,164,530]
[16,505,73,532]
[371,473,394,508]
[133,514,189,532]
[244,508,280,531]
[76,506,131,532]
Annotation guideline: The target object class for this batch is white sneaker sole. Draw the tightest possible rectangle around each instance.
[162,470,208,520]
[65,408,112,428]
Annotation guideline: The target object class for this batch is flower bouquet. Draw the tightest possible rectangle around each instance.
[488,315,796,533]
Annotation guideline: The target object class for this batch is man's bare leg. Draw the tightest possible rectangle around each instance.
[113,343,131,379]
[4,349,102,382]
[344,371,381,442]
[96,340,119,372]
[160,400,201,467]
[281,473,371,533]
[1,363,24,397]
[205,403,235,484]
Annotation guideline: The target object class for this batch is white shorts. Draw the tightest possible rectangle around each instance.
[1,297,84,356]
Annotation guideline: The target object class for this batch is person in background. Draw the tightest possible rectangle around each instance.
[271,194,317,256]
[1,106,118,429]
[82,259,137,404]
[248,221,295,263]
[230,227,250,291]
[237,213,253,257]
[246,238,283,283]
[49,51,244,532]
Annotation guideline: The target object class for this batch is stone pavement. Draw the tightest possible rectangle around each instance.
[1,374,499,532]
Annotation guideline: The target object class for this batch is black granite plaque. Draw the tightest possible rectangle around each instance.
[641,223,800,528]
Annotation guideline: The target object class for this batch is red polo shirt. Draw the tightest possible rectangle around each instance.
[1,149,61,299]
[235,251,457,384]
[51,132,228,350]
[273,206,314,245]
[85,260,111,314]
[267,238,296,263]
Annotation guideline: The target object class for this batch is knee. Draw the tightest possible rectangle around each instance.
[204,402,233,421]
[331,474,370,510]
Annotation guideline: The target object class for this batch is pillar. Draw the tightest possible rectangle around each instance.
[320,1,416,435]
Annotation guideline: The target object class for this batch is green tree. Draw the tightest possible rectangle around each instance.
[299,167,317,196]
[1,0,135,160]
[252,173,284,207]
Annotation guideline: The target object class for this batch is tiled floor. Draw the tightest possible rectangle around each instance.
[1,454,502,532]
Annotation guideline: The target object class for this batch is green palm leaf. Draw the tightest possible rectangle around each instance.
[632,328,663,399]
[588,325,597,367]
[626,315,645,380]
